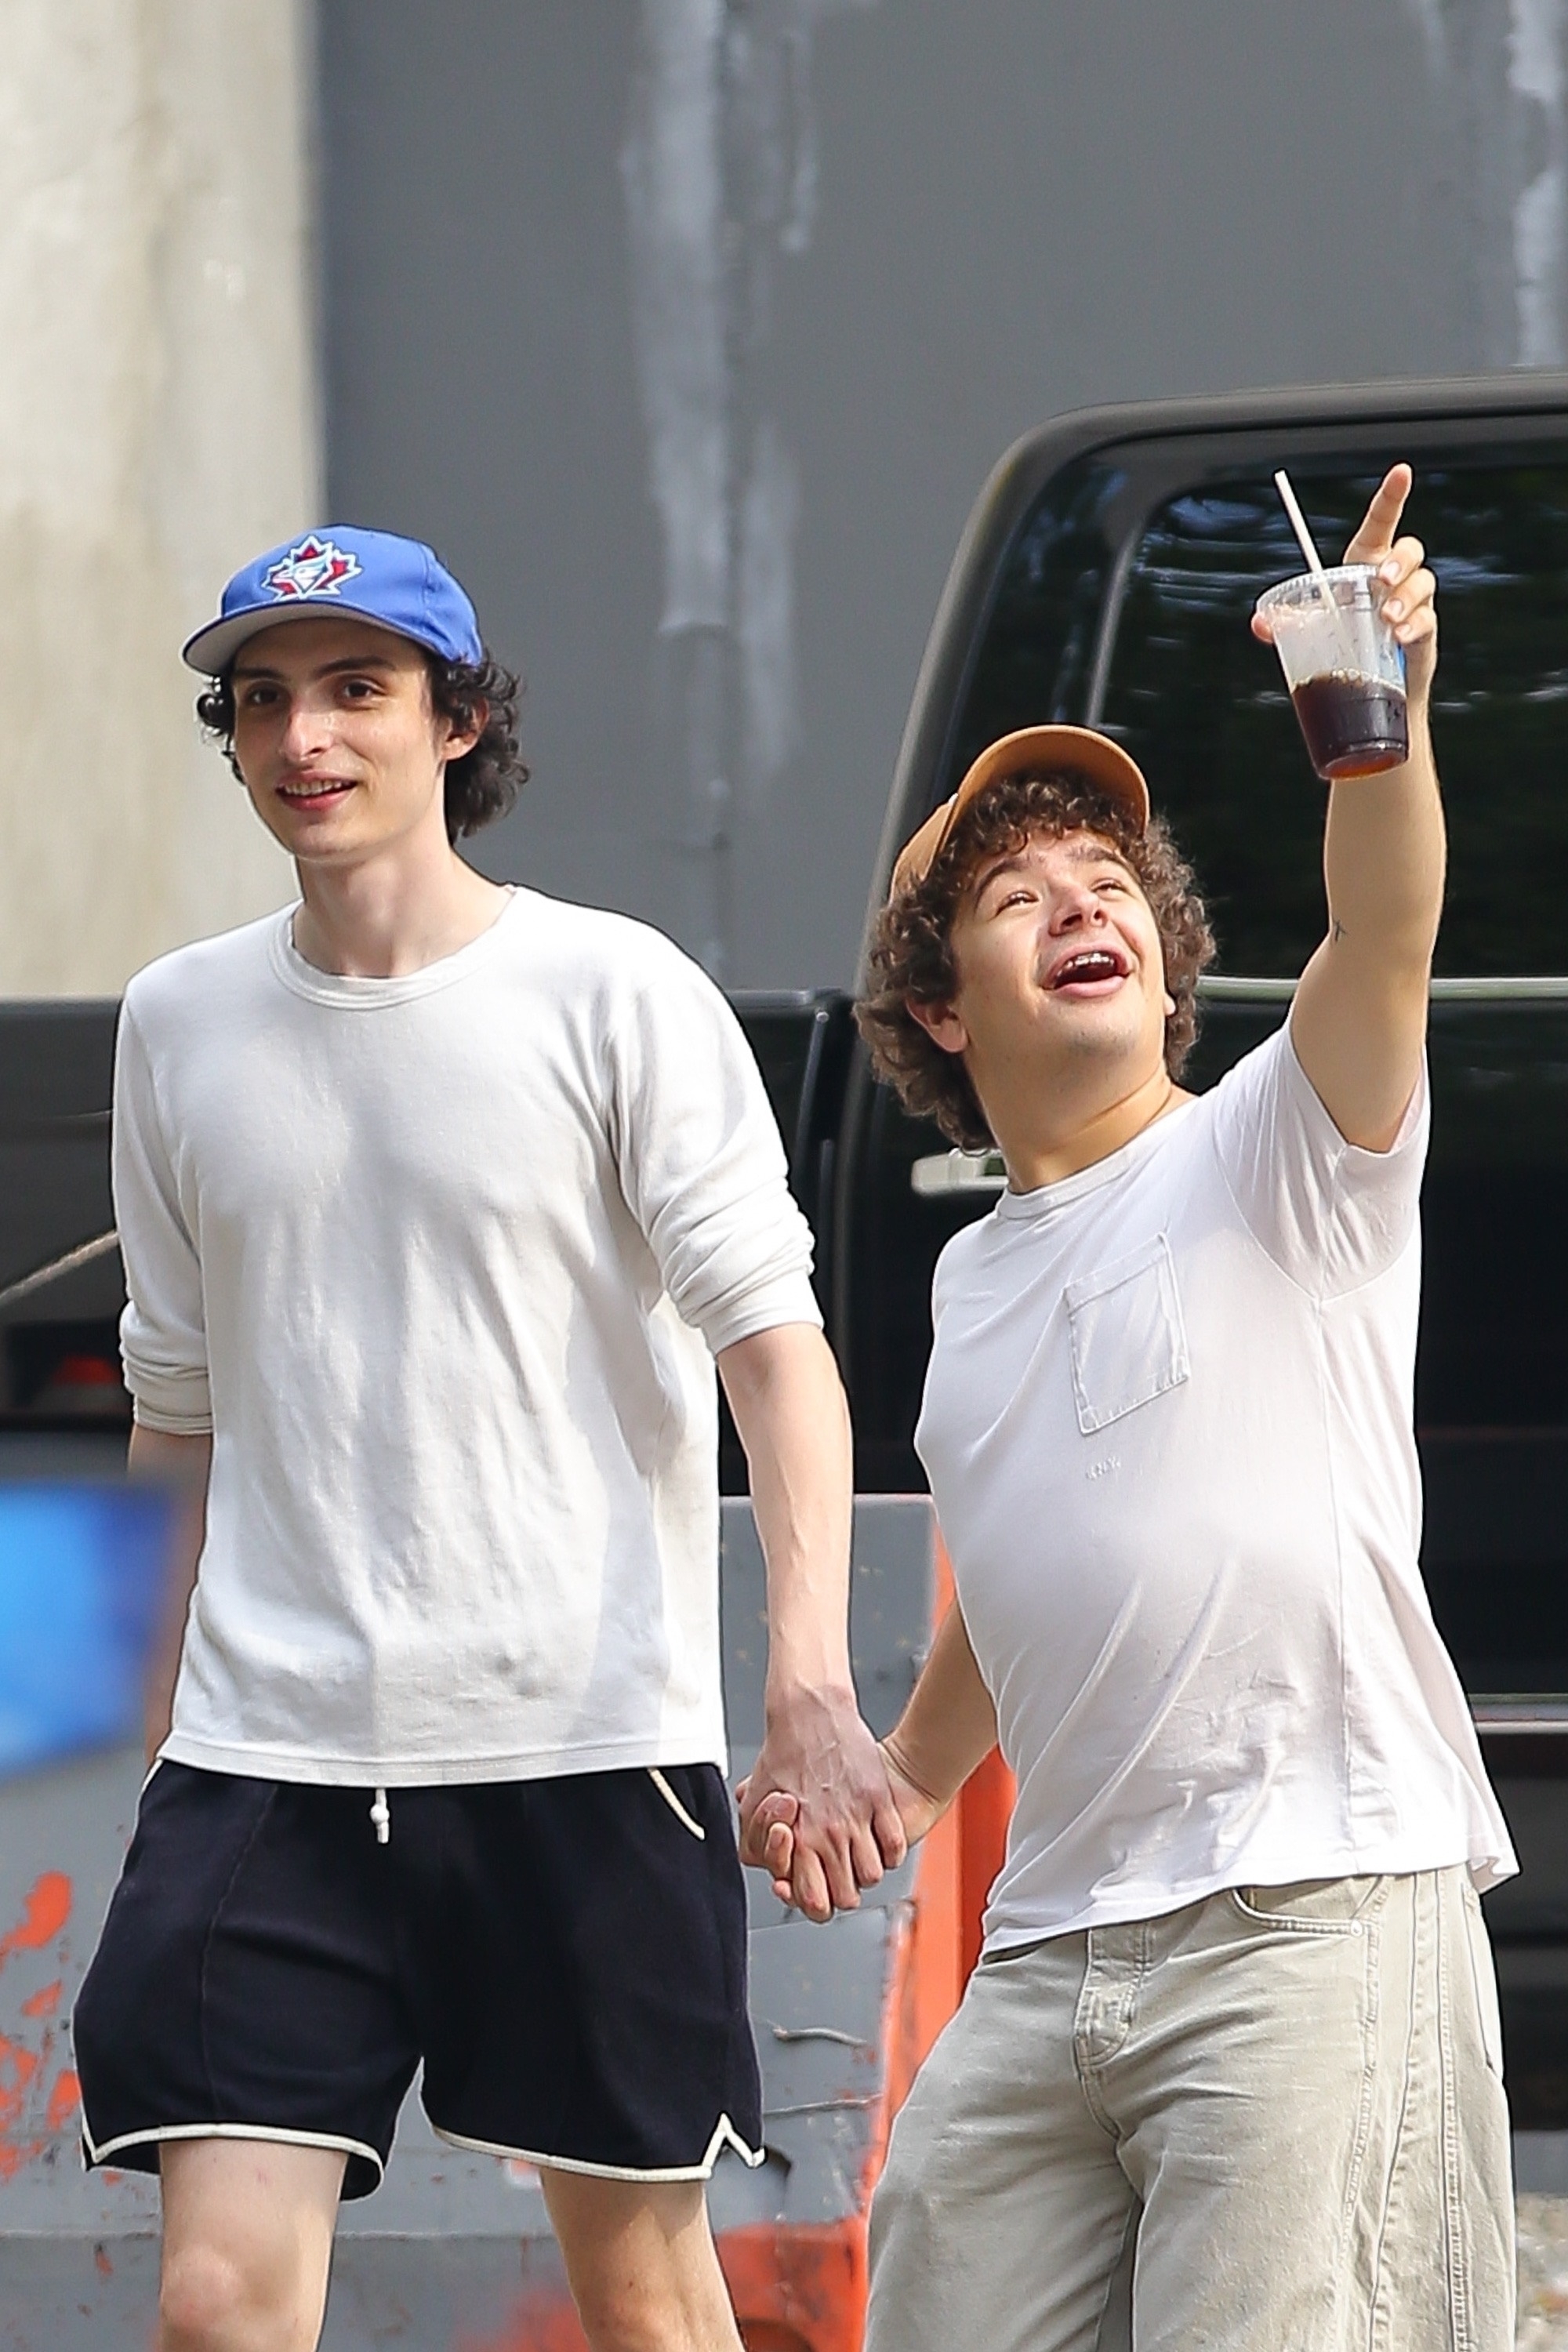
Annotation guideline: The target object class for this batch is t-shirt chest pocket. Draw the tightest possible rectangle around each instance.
[1063,1233,1190,1435]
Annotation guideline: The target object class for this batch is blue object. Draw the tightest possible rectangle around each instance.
[0,1485,175,1775]
[181,526,484,676]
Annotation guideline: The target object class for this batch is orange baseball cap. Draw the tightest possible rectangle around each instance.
[889,724,1152,899]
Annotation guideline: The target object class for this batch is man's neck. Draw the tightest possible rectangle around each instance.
[292,835,510,978]
[996,1061,1191,1193]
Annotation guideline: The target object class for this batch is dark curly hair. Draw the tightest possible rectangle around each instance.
[195,647,528,843]
[856,770,1216,1152]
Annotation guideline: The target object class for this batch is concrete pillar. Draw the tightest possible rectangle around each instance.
[0,1,318,996]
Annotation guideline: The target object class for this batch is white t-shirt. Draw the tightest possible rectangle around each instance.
[916,1021,1515,1954]
[114,891,820,1785]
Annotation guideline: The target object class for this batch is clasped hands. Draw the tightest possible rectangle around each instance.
[736,1689,942,1922]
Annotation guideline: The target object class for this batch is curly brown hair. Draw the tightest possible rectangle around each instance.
[857,771,1216,1152]
[195,648,528,844]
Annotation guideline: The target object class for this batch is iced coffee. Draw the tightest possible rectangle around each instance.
[1255,564,1409,782]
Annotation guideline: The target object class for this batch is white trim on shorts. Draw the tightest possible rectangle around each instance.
[82,2118,385,2184]
[432,2110,765,2182]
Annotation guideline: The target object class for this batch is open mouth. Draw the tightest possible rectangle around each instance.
[1047,946,1129,993]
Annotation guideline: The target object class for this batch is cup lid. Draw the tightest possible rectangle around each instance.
[1255,561,1380,617]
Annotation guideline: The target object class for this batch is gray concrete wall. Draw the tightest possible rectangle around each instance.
[320,0,1564,989]
[0,1,317,996]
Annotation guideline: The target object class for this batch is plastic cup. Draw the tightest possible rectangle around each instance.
[1254,563,1409,781]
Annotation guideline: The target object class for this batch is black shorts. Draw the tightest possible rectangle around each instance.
[73,1759,762,2199]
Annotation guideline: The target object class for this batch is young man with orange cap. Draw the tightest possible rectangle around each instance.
[71,526,902,2352]
[756,468,1515,2347]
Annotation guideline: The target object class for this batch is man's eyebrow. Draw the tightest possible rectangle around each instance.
[971,851,1029,893]
[230,652,401,683]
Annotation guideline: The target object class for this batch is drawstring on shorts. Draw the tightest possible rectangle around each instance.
[370,1786,390,1844]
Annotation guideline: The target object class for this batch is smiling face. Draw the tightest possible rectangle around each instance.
[912,825,1176,1137]
[229,615,479,867]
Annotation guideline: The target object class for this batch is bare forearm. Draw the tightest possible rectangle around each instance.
[1320,708,1446,975]
[720,1323,902,1913]
[1292,716,1444,1149]
[719,1323,855,1700]
[883,1601,998,1822]
[128,1423,211,1764]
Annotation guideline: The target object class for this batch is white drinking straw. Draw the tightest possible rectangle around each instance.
[1273,467,1356,667]
[1273,467,1330,580]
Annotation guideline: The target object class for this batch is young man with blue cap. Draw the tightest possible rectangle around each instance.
[72,528,902,2352]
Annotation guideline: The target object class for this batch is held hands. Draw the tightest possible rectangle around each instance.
[740,1736,944,1918]
[1250,463,1438,707]
[735,1686,908,1924]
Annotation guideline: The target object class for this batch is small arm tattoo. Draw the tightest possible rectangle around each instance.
[1332,919,1348,942]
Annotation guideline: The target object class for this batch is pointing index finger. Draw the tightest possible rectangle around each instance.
[1345,463,1414,564]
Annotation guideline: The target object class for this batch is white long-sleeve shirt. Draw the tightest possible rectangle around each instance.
[114,891,820,1785]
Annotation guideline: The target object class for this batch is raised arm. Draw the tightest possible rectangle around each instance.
[1256,464,1443,1150]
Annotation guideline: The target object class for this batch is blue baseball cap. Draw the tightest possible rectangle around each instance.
[181,526,484,676]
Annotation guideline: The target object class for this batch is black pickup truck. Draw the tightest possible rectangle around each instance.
[5,373,1568,2132]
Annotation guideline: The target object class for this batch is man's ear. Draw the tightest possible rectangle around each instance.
[441,699,487,764]
[906,995,970,1058]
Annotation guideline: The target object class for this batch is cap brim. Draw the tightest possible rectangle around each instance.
[890,724,1151,898]
[181,600,438,677]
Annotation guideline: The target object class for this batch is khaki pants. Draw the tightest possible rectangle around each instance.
[869,1869,1513,2352]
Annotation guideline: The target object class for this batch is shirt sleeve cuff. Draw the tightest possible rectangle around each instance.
[125,1363,213,1434]
[1282,1020,1430,1162]
[699,1274,824,1358]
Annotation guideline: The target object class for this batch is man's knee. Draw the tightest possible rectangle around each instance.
[570,2274,671,2352]
[157,2136,341,2352]
[158,2233,319,2352]
[574,2249,751,2352]
[161,2240,260,2349]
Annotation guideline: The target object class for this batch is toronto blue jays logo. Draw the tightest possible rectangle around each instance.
[263,535,361,602]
